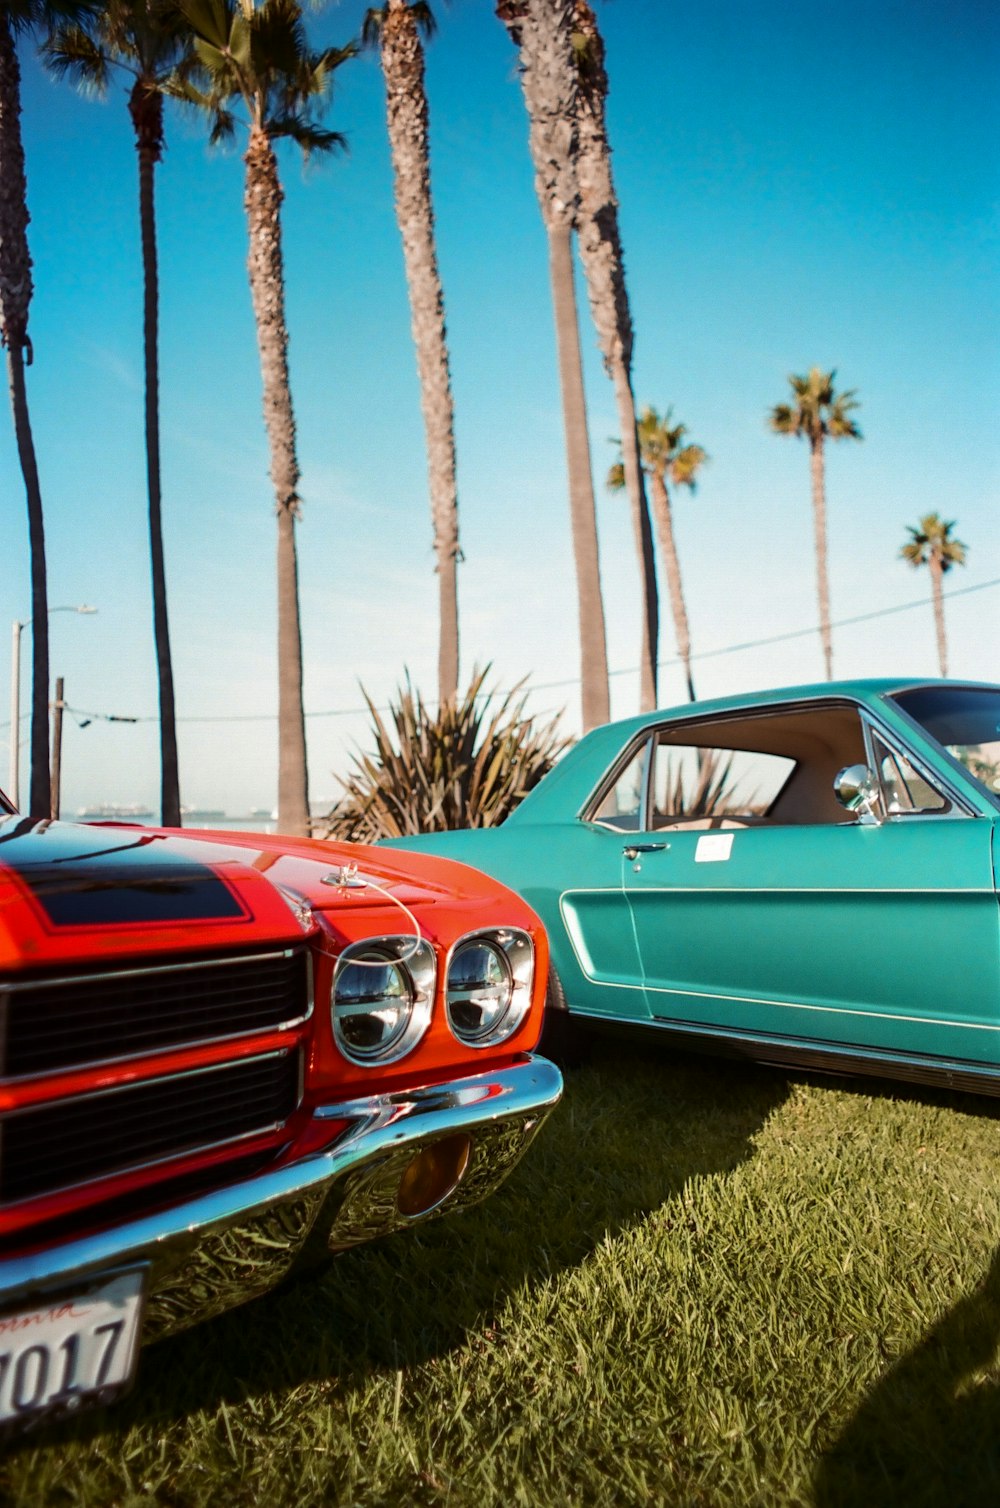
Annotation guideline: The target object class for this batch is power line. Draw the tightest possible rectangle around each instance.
[524,575,1000,692]
[3,576,997,731]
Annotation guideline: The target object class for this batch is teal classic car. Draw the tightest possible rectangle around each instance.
[384,679,1000,1095]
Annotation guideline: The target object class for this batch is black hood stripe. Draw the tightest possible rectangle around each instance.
[0,821,248,929]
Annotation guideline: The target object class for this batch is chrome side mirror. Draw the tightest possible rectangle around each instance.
[834,764,882,823]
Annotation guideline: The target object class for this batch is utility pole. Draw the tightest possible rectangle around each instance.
[50,676,64,820]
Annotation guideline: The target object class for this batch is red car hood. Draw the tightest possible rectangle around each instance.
[0,817,514,974]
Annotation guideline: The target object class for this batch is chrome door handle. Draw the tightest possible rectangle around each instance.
[622,842,668,860]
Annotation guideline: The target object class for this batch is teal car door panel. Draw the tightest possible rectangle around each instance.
[625,816,1000,1063]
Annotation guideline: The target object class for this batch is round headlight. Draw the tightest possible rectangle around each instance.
[332,935,437,1066]
[446,930,534,1047]
[447,940,512,1041]
[334,950,412,1060]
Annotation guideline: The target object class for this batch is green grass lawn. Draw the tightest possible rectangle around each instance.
[5,1040,1000,1507]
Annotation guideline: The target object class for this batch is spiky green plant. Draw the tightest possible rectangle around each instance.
[322,668,570,841]
[657,747,736,819]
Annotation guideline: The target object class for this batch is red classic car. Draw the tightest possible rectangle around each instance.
[0,792,561,1434]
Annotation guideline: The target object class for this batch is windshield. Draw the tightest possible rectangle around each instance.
[891,686,1000,802]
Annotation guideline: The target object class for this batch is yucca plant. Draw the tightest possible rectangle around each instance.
[322,668,570,841]
[658,747,736,818]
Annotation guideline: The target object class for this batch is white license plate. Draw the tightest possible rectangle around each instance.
[0,1268,145,1430]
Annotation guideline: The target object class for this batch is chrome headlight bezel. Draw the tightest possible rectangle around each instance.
[445,928,534,1048]
[332,935,436,1065]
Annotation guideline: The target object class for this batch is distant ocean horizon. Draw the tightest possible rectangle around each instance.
[71,805,340,836]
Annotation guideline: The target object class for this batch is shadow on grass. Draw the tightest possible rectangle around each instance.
[783,1064,1000,1122]
[815,1244,1000,1508]
[24,1040,789,1448]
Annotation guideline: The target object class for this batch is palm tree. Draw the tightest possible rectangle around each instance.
[497,0,609,731]
[0,0,91,818]
[362,1,460,708]
[769,367,862,681]
[45,0,188,826]
[900,513,967,677]
[609,405,706,702]
[571,0,657,713]
[170,0,352,836]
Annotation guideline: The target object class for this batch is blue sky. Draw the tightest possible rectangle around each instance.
[2,0,997,818]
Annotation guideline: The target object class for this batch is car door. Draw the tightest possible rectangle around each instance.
[552,733,653,1020]
[621,704,1000,1068]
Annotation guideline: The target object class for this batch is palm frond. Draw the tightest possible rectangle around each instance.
[360,7,386,47]
[770,369,863,444]
[42,24,111,94]
[267,113,345,155]
[177,0,235,54]
[900,513,968,572]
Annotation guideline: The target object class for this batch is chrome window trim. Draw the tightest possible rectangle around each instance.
[582,731,654,829]
[444,927,535,1049]
[860,708,976,818]
[331,934,436,1066]
[580,694,980,831]
[0,1045,303,1209]
[0,946,314,1085]
[882,685,1000,814]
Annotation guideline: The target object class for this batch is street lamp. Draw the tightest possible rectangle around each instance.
[9,605,97,809]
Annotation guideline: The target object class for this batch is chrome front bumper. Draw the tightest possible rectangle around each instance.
[0,1056,562,1343]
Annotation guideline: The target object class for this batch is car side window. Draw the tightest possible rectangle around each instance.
[649,739,795,829]
[588,703,884,831]
[591,740,649,830]
[870,733,949,815]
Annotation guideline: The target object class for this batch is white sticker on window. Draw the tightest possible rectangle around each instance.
[695,834,734,863]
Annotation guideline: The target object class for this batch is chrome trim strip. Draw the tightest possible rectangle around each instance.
[0,1046,297,1118]
[0,946,313,1085]
[591,884,994,895]
[569,1009,1000,1091]
[0,1047,303,1209]
[575,973,1000,1033]
[0,1057,564,1343]
[1,946,304,994]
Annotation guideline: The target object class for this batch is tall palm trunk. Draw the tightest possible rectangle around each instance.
[549,218,609,729]
[244,124,309,836]
[573,0,657,712]
[649,471,695,702]
[610,370,656,710]
[499,0,610,731]
[130,80,180,826]
[929,554,947,676]
[0,17,49,818]
[809,434,833,680]
[380,0,459,707]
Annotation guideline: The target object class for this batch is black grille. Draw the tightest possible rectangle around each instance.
[0,1049,301,1206]
[2,948,310,1078]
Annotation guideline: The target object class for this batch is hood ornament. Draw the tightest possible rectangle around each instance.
[321,863,369,890]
